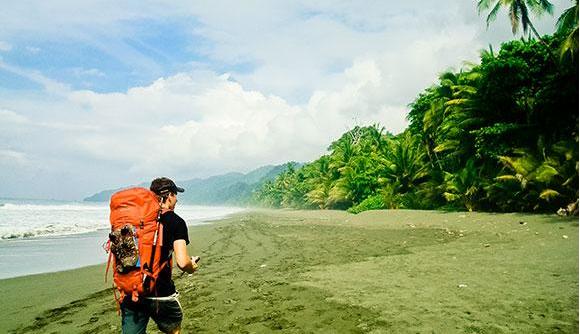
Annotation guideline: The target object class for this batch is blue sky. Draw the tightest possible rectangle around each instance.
[0,0,568,200]
[1,18,208,92]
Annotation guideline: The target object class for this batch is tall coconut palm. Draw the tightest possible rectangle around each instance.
[478,0,554,41]
[421,69,483,171]
[421,70,460,171]
[434,70,483,169]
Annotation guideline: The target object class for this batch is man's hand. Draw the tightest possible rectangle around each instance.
[189,256,200,272]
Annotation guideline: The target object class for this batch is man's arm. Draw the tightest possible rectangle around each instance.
[173,239,199,274]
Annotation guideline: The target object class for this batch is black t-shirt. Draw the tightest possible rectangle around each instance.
[155,210,189,296]
[122,210,189,306]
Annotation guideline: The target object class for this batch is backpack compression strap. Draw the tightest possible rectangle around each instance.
[142,203,164,294]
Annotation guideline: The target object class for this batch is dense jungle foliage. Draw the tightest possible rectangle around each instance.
[254,3,579,214]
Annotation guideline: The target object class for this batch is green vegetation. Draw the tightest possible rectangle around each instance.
[556,0,579,59]
[254,3,578,214]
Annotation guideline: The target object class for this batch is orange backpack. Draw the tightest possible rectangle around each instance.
[105,187,171,304]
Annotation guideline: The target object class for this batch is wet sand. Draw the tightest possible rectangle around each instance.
[1,209,577,333]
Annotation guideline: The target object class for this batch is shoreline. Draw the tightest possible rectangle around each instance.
[1,209,577,333]
[0,229,109,280]
[0,217,235,333]
[0,210,243,280]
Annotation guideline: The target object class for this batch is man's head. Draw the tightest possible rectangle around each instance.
[150,177,185,209]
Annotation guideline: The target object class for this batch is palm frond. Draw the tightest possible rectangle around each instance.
[445,98,470,107]
[515,2,526,33]
[495,175,519,182]
[556,2,578,33]
[534,163,559,183]
[534,0,554,15]
[443,192,461,202]
[559,26,579,59]
[539,189,560,200]
[477,0,496,13]
[487,1,503,26]
[434,140,460,153]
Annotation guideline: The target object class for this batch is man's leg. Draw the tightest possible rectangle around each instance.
[150,299,183,334]
[167,326,181,334]
[121,304,150,334]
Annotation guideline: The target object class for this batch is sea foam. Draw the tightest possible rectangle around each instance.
[0,200,244,240]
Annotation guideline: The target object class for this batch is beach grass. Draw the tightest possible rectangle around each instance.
[1,209,577,333]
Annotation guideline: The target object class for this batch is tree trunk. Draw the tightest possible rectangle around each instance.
[528,20,548,46]
[527,19,558,62]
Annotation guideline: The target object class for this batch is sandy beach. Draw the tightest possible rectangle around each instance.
[1,209,577,333]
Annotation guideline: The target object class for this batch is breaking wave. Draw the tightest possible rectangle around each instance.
[0,201,244,240]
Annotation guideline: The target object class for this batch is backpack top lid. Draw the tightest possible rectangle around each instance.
[110,187,160,228]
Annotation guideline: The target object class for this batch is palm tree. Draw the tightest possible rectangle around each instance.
[494,140,578,212]
[477,0,554,41]
[304,156,334,209]
[322,126,388,209]
[556,0,579,58]
[379,132,429,194]
[421,69,483,171]
[480,44,496,61]
[421,71,460,171]
[434,70,483,169]
[376,131,434,209]
[442,159,484,212]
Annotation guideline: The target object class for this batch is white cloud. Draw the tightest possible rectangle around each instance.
[1,62,406,183]
[59,35,464,178]
[0,0,569,199]
[70,72,311,175]
[0,109,28,124]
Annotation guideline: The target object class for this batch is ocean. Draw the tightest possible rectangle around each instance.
[0,199,244,279]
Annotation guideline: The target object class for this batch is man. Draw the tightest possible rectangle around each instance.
[121,177,200,334]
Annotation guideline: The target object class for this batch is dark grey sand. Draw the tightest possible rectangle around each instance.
[1,209,577,333]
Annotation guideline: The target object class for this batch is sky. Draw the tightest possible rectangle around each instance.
[0,0,569,200]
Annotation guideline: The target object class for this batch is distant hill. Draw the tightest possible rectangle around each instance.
[83,163,295,205]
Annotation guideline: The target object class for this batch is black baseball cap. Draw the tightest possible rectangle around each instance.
[150,177,185,196]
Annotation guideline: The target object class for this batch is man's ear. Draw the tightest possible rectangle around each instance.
[158,195,167,205]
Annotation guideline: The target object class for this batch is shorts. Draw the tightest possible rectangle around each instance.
[121,293,183,334]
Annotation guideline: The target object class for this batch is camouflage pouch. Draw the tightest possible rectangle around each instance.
[109,224,139,273]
